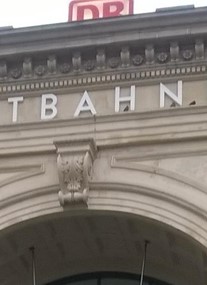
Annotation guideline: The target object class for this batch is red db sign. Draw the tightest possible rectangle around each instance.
[69,0,134,21]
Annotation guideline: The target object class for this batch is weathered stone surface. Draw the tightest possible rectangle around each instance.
[0,6,207,285]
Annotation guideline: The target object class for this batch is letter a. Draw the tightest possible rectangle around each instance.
[74,91,96,117]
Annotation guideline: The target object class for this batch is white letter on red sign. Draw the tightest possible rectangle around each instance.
[69,0,134,22]
[103,1,124,17]
[77,4,99,20]
[41,94,57,120]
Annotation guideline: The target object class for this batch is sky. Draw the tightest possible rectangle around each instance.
[0,0,206,28]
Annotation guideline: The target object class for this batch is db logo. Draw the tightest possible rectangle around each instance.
[69,0,134,21]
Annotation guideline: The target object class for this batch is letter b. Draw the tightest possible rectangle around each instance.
[41,94,57,120]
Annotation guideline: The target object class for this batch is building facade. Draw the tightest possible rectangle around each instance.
[0,5,207,285]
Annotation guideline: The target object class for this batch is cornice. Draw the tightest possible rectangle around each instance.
[0,42,207,94]
[1,6,207,54]
[0,7,207,91]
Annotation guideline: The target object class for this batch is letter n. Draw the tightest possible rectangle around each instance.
[160,81,182,108]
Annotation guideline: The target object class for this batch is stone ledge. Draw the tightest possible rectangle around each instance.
[0,64,206,94]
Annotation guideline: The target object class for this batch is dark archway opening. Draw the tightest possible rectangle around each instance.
[46,272,173,285]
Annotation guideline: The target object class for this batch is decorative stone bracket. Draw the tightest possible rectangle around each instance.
[54,139,97,208]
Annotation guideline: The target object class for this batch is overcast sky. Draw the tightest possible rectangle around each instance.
[0,0,206,28]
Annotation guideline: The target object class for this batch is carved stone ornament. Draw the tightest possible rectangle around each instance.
[157,52,168,63]
[96,49,106,69]
[0,61,7,77]
[132,54,144,66]
[145,44,154,64]
[47,55,57,74]
[170,42,179,61]
[23,57,32,77]
[72,52,81,71]
[59,63,71,74]
[54,139,97,208]
[182,49,194,61]
[35,65,46,76]
[195,39,204,59]
[108,57,120,68]
[121,47,130,67]
[84,60,95,71]
[11,68,22,79]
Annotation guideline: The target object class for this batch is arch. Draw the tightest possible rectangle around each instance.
[89,182,207,248]
[0,144,207,285]
[0,209,206,285]
[1,154,207,250]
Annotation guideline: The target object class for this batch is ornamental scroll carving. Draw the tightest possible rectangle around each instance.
[55,139,97,207]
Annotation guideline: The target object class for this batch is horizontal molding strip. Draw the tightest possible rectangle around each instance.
[0,64,206,94]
